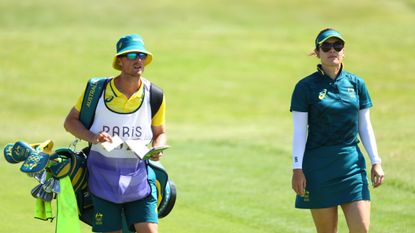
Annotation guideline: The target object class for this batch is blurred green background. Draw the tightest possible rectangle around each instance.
[1,0,414,232]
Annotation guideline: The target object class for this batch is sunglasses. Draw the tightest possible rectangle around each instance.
[320,41,344,52]
[124,52,148,61]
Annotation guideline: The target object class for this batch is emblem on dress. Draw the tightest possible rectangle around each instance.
[347,88,355,98]
[303,190,310,202]
[95,212,104,225]
[318,89,327,100]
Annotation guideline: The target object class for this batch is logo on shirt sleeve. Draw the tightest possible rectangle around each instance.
[105,96,114,103]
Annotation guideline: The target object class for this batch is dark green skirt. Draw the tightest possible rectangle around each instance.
[295,145,370,209]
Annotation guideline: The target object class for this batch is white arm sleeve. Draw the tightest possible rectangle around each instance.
[292,111,308,169]
[358,108,382,165]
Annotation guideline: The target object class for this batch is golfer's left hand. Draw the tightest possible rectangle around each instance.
[371,163,385,188]
[292,169,307,196]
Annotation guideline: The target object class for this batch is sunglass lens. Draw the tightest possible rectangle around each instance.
[126,53,138,60]
[333,42,344,52]
[320,43,331,52]
[138,53,147,60]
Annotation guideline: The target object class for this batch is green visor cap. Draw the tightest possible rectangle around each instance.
[112,34,153,70]
[315,29,345,48]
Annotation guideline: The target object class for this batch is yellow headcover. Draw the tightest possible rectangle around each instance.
[30,140,54,154]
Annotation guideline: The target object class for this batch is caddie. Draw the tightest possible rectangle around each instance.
[64,34,167,233]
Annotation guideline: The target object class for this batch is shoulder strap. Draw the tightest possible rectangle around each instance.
[149,82,164,118]
[79,78,109,129]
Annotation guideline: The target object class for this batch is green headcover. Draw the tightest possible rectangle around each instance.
[12,141,50,174]
[3,143,17,163]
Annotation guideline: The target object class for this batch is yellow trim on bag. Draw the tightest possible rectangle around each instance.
[156,180,162,206]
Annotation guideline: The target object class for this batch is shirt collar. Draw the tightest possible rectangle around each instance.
[108,77,144,99]
[316,64,344,81]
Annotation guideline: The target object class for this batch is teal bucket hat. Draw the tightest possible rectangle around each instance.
[315,29,345,48]
[113,34,153,70]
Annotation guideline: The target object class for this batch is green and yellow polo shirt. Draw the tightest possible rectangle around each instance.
[290,65,372,150]
[74,78,165,126]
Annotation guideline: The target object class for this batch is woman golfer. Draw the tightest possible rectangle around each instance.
[290,28,385,233]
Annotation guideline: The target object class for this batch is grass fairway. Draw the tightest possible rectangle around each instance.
[1,0,414,232]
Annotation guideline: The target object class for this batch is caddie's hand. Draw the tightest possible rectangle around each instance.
[292,169,306,196]
[150,152,163,161]
[91,131,113,144]
[371,163,385,188]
